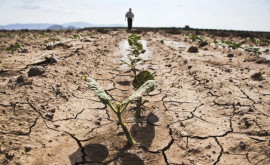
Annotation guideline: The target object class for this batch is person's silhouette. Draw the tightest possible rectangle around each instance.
[125,8,134,30]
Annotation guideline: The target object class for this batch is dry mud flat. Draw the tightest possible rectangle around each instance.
[0,29,270,165]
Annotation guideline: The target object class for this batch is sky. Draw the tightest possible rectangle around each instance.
[0,0,270,31]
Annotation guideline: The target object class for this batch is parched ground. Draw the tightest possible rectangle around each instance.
[0,29,270,165]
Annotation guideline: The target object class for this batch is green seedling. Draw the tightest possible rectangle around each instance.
[51,37,60,43]
[247,37,270,46]
[71,34,80,40]
[244,46,261,55]
[223,41,242,50]
[44,37,60,46]
[6,42,23,54]
[133,70,155,118]
[86,32,97,36]
[188,35,207,43]
[128,33,146,56]
[214,40,242,50]
[122,33,146,76]
[83,76,157,146]
[0,33,6,38]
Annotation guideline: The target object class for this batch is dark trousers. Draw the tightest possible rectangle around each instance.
[128,18,132,30]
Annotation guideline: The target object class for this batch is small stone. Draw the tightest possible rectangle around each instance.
[251,72,264,81]
[25,145,31,152]
[21,49,29,53]
[227,53,234,58]
[199,41,208,48]
[239,141,246,150]
[188,65,192,69]
[47,55,59,64]
[28,66,45,77]
[45,113,54,120]
[50,108,56,113]
[16,75,27,84]
[187,46,199,53]
[5,151,14,160]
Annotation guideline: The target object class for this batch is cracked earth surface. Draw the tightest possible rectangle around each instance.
[0,29,270,165]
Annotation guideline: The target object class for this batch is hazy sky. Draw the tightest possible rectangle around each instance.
[0,0,270,31]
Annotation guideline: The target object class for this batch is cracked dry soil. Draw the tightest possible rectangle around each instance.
[0,29,270,165]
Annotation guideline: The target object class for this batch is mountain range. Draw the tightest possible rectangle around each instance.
[0,22,125,30]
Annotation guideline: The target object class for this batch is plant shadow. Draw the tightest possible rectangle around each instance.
[69,143,145,164]
[69,143,109,164]
[130,113,157,149]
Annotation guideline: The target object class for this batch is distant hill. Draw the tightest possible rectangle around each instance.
[62,22,95,29]
[47,25,65,30]
[0,22,125,30]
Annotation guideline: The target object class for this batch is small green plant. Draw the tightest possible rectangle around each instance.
[83,76,157,146]
[188,35,207,43]
[6,42,23,54]
[51,37,60,43]
[133,70,154,118]
[244,46,261,55]
[222,41,242,50]
[214,40,242,50]
[0,33,6,38]
[71,34,80,40]
[44,37,60,46]
[121,33,146,76]
[247,37,270,46]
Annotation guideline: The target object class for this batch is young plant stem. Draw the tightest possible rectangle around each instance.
[116,110,135,146]
[135,97,142,118]
[108,102,135,146]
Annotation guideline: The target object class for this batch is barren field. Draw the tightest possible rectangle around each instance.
[0,29,270,165]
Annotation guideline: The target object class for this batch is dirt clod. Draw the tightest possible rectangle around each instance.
[28,66,45,77]
[239,141,246,150]
[5,152,14,160]
[199,41,208,48]
[227,53,234,57]
[251,72,264,81]
[45,113,54,120]
[187,46,199,53]
[25,145,32,152]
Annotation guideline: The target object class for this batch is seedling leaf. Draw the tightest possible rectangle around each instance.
[122,80,157,106]
[85,76,111,105]
[133,71,154,90]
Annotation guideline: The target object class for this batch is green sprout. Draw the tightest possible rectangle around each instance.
[6,42,23,54]
[71,34,80,40]
[51,37,60,43]
[83,76,157,146]
[0,33,6,38]
[214,40,242,50]
[121,33,146,76]
[244,46,261,55]
[222,41,242,50]
[132,70,155,118]
[43,37,60,46]
[188,35,207,43]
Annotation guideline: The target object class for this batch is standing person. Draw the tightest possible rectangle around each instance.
[125,8,134,30]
